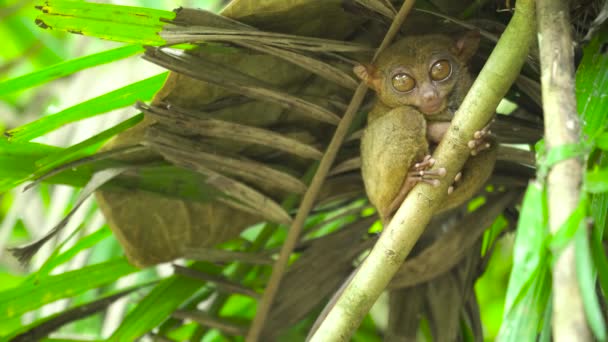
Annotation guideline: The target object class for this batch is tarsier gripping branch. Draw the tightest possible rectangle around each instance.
[355,31,498,224]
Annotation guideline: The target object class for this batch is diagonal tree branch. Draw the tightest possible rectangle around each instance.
[245,1,417,341]
[536,0,590,340]
[308,0,536,340]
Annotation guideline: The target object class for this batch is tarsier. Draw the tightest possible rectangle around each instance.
[355,32,498,223]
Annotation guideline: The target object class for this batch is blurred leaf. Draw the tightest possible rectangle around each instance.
[353,315,382,342]
[576,26,608,139]
[0,8,63,66]
[585,167,608,194]
[41,339,103,342]
[0,139,62,191]
[0,114,143,192]
[219,293,256,319]
[0,153,93,193]
[5,285,143,341]
[0,154,58,192]
[5,73,166,142]
[36,0,175,45]
[549,196,586,253]
[498,264,551,341]
[579,27,608,314]
[9,167,128,265]
[110,263,220,340]
[0,258,138,319]
[0,138,61,155]
[498,181,549,340]
[590,190,608,302]
[596,132,608,151]
[575,218,607,341]
[36,226,112,277]
[544,143,587,168]
[0,145,230,205]
[502,182,548,313]
[166,322,199,341]
[0,44,143,96]
[538,288,553,342]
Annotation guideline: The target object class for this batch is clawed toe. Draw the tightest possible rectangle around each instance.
[454,172,462,183]
[414,155,435,170]
[423,179,441,187]
[408,167,446,180]
[447,172,463,194]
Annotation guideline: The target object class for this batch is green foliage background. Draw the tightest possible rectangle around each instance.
[0,0,606,341]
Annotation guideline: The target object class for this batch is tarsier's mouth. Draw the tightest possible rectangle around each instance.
[419,101,445,115]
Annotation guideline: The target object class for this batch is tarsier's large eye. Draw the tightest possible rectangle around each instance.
[430,60,451,81]
[391,73,416,92]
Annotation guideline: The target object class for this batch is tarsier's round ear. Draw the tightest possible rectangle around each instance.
[353,64,382,91]
[455,30,481,62]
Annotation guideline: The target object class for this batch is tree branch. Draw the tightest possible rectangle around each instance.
[308,0,536,340]
[536,0,590,340]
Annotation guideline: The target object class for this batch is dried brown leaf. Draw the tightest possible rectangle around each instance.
[389,191,519,288]
[261,218,374,339]
[158,149,292,226]
[139,102,324,160]
[143,48,341,125]
[144,126,307,195]
[181,246,273,265]
[328,157,361,176]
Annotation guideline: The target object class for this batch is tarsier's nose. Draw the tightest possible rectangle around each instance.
[419,86,443,114]
[422,89,437,101]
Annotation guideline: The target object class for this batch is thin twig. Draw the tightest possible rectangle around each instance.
[173,265,261,299]
[244,1,417,340]
[309,0,536,340]
[536,0,590,340]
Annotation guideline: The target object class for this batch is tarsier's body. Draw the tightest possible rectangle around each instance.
[356,33,497,223]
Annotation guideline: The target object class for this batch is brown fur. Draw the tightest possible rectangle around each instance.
[357,32,497,223]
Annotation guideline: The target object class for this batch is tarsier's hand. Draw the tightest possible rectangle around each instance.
[468,121,494,156]
[409,155,447,188]
[385,155,447,220]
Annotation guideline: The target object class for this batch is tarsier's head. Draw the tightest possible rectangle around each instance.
[354,31,480,116]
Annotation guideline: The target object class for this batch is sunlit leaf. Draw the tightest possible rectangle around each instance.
[35,0,174,45]
[0,258,138,319]
[6,73,166,142]
[0,44,143,96]
[110,263,220,340]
